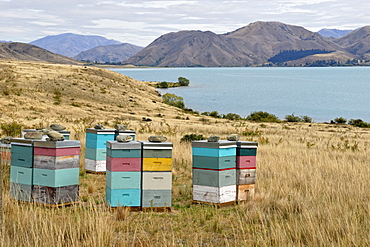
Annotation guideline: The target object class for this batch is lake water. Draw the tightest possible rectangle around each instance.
[110,67,370,123]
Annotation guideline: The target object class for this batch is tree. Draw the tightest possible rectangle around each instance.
[246,111,280,123]
[162,93,185,109]
[178,77,190,86]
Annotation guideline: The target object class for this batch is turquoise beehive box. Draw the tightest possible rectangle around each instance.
[106,187,141,207]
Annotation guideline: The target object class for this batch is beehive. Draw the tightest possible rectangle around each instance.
[106,141,142,207]
[0,142,11,165]
[9,138,35,202]
[32,140,80,206]
[85,128,115,173]
[236,141,258,202]
[141,141,172,209]
[192,140,237,204]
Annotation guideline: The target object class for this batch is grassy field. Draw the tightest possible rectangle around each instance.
[1,60,370,246]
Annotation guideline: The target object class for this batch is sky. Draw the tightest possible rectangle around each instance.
[1,0,370,47]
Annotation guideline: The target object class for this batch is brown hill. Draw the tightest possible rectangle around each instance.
[125,30,255,67]
[0,42,81,64]
[0,60,189,128]
[73,43,143,63]
[334,26,370,60]
[125,21,353,67]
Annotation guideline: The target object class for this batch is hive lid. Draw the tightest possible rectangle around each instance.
[33,140,81,148]
[236,141,258,149]
[106,141,141,149]
[140,141,173,149]
[191,140,237,149]
[86,128,115,134]
[11,138,36,146]
[115,130,136,134]
[0,143,11,148]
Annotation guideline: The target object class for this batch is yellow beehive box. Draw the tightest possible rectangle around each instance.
[142,158,172,171]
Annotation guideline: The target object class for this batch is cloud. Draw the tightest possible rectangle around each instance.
[1,0,370,46]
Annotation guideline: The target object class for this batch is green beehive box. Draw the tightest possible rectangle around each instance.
[10,166,33,185]
[192,168,236,187]
[33,168,79,187]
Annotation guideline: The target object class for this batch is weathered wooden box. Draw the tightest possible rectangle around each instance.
[33,155,80,170]
[106,187,141,207]
[33,168,79,187]
[10,182,32,202]
[193,185,237,204]
[192,155,236,170]
[85,158,106,172]
[141,189,171,208]
[236,156,256,169]
[106,170,141,189]
[142,172,172,190]
[192,168,236,187]
[106,157,141,172]
[237,184,255,201]
[236,169,256,185]
[33,185,79,205]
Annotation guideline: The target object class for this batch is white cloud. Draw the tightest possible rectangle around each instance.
[1,0,370,45]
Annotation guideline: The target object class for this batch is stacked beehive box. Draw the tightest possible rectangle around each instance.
[192,140,237,204]
[10,138,35,202]
[85,128,115,173]
[236,141,258,201]
[106,141,142,207]
[141,141,173,209]
[0,142,11,165]
[32,140,80,206]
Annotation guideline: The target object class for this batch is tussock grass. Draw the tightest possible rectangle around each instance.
[1,121,369,246]
[1,60,370,246]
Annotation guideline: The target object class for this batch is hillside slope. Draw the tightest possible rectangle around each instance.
[0,42,81,64]
[74,43,143,63]
[0,60,188,128]
[334,26,370,60]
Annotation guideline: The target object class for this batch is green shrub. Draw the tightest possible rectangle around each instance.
[348,119,370,128]
[223,113,242,120]
[333,117,347,124]
[1,121,23,137]
[178,77,190,86]
[246,111,280,123]
[162,93,185,109]
[156,81,169,88]
[285,113,302,122]
[180,134,205,143]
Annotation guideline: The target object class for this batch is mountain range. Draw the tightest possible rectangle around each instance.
[2,21,370,66]
[30,33,122,57]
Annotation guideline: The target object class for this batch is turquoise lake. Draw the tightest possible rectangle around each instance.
[110,67,370,123]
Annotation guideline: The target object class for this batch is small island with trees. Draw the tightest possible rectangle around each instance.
[154,76,190,88]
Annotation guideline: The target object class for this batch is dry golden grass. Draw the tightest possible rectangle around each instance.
[1,60,370,246]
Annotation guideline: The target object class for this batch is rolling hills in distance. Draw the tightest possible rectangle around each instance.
[1,21,370,66]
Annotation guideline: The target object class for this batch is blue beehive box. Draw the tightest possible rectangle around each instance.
[106,170,141,190]
[192,168,236,187]
[11,138,35,168]
[106,187,141,207]
[86,129,115,149]
[192,155,236,170]
[236,141,258,156]
[33,168,79,187]
[10,166,33,185]
[85,147,107,160]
